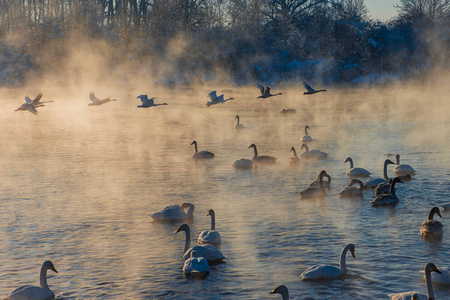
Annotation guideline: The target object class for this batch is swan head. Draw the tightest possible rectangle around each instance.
[235,115,239,119]
[424,262,441,274]
[181,203,194,209]
[269,285,289,297]
[300,143,308,150]
[392,177,404,185]
[344,157,352,164]
[43,260,58,273]
[385,159,395,165]
[290,147,295,152]
[430,206,442,219]
[347,243,356,258]
[248,144,256,149]
[190,140,197,146]
[305,125,310,129]
[206,209,215,217]
[174,223,189,234]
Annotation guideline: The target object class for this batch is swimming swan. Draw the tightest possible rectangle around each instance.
[234,115,244,129]
[198,209,221,246]
[393,154,416,176]
[389,262,441,300]
[269,285,289,300]
[420,206,443,240]
[137,95,168,107]
[232,158,253,169]
[206,91,233,107]
[300,144,328,161]
[303,81,326,95]
[191,140,214,159]
[288,147,300,165]
[371,177,403,205]
[248,144,277,164]
[344,157,371,177]
[339,179,364,197]
[183,250,210,278]
[422,266,450,285]
[299,243,356,280]
[174,224,225,263]
[299,170,328,199]
[6,260,58,300]
[364,159,395,189]
[88,92,117,106]
[309,171,332,189]
[256,85,282,98]
[301,125,312,142]
[150,203,195,222]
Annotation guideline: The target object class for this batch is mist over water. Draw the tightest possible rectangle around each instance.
[0,75,449,299]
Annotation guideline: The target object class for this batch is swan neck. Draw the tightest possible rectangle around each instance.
[396,155,400,165]
[383,160,390,181]
[303,144,309,153]
[236,116,240,125]
[292,148,298,157]
[210,213,216,231]
[339,246,349,272]
[428,209,436,220]
[348,158,354,169]
[40,264,49,289]
[425,269,435,299]
[193,143,198,154]
[187,205,194,217]
[304,126,309,135]
[183,227,191,255]
[253,146,258,158]
[390,181,397,197]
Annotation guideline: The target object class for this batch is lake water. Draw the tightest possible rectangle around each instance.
[0,82,449,299]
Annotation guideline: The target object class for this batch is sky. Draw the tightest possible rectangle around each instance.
[365,0,400,21]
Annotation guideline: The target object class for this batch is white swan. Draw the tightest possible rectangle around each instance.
[344,157,371,177]
[234,115,244,129]
[389,262,441,300]
[248,144,277,165]
[422,266,450,285]
[198,209,221,246]
[364,159,395,189]
[206,91,233,107]
[303,81,326,95]
[371,177,404,205]
[232,158,253,169]
[191,140,214,159]
[300,144,328,161]
[6,261,58,300]
[393,154,416,176]
[256,85,282,98]
[420,206,443,240]
[183,250,210,278]
[288,147,300,165]
[269,285,289,300]
[299,170,327,199]
[301,125,312,142]
[150,203,194,222]
[299,243,356,280]
[88,92,117,106]
[174,224,225,263]
[137,95,168,107]
[339,179,363,197]
[309,171,332,188]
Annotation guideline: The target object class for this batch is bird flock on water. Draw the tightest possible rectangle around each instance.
[7,81,448,300]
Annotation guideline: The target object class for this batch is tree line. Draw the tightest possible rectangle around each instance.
[0,0,448,85]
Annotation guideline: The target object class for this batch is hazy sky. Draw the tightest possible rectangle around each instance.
[365,0,400,21]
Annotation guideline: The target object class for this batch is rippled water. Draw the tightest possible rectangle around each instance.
[0,84,449,299]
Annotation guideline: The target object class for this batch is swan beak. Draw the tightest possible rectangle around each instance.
[433,266,442,274]
[350,248,356,259]
[438,212,443,218]
[51,266,58,273]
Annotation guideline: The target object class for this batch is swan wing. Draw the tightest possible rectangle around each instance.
[208,91,217,101]
[264,85,271,95]
[184,245,225,262]
[183,257,210,275]
[364,178,386,189]
[24,96,33,104]
[303,81,315,92]
[256,85,265,95]
[137,95,148,104]
[198,230,221,245]
[30,93,43,105]
[151,205,187,220]
[300,265,343,280]
[89,93,101,104]
[147,97,155,105]
[426,268,450,285]
[7,285,54,300]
